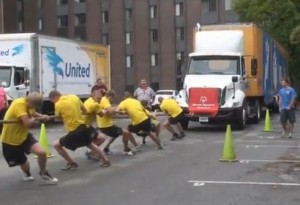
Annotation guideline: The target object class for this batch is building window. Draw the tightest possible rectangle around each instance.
[151,53,158,67]
[176,27,184,41]
[38,18,43,30]
[150,5,157,19]
[125,8,132,21]
[102,11,109,23]
[225,0,233,11]
[150,29,158,42]
[175,3,183,16]
[102,34,109,45]
[126,32,132,45]
[57,0,68,5]
[126,55,133,68]
[74,13,86,26]
[201,0,216,13]
[57,15,68,27]
[176,52,184,74]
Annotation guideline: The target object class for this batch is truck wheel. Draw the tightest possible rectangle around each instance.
[236,103,247,130]
[181,119,189,130]
[253,100,261,123]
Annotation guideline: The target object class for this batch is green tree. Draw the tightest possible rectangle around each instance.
[233,0,300,81]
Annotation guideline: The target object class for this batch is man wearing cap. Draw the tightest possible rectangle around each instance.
[134,79,155,110]
[0,92,58,184]
[49,90,111,170]
[83,85,109,162]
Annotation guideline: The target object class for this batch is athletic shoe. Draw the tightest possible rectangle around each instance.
[61,162,78,170]
[100,160,111,167]
[288,132,293,138]
[123,150,135,156]
[281,131,286,138]
[132,146,141,153]
[39,171,58,185]
[22,172,34,181]
[103,148,114,155]
[170,133,179,141]
[85,151,99,161]
[179,132,186,139]
[158,144,165,150]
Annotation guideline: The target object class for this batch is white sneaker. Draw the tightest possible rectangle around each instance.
[288,132,292,138]
[281,131,286,138]
[22,172,34,181]
[39,171,58,185]
[123,150,135,156]
[132,146,141,153]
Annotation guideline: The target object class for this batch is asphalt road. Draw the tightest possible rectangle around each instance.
[1,113,300,205]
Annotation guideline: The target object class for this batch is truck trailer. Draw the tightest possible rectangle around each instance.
[177,23,289,130]
[0,33,110,114]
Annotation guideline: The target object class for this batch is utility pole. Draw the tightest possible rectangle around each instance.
[0,0,4,33]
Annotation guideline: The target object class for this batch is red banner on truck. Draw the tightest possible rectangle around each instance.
[188,88,219,117]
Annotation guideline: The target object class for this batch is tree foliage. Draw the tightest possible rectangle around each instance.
[233,0,300,81]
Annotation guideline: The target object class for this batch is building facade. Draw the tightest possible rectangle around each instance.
[1,0,238,98]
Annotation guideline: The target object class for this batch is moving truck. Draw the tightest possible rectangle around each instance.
[177,23,289,130]
[0,33,110,114]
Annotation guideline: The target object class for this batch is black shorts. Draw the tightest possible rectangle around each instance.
[280,108,296,124]
[128,118,152,134]
[2,133,37,167]
[59,124,93,151]
[87,126,99,140]
[100,125,122,138]
[168,111,185,125]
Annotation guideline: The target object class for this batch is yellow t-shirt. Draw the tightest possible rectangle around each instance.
[55,95,85,132]
[83,97,102,127]
[118,98,148,125]
[97,96,113,128]
[160,98,182,118]
[1,98,36,145]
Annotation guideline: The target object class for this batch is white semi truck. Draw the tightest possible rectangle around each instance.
[0,33,110,114]
[177,23,289,130]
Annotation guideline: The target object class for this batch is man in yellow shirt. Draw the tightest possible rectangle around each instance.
[1,92,58,184]
[97,89,139,156]
[49,90,110,170]
[117,92,163,150]
[158,97,186,140]
[83,85,109,161]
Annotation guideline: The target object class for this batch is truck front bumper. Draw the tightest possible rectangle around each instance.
[183,107,243,124]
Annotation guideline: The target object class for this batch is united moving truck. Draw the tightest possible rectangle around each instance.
[0,33,110,114]
[177,23,289,130]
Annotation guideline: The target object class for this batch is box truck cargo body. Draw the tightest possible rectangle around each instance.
[0,33,110,114]
[177,23,289,130]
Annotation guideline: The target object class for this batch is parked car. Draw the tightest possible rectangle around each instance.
[151,90,178,110]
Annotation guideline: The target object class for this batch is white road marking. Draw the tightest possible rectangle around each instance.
[188,180,300,187]
[244,145,300,148]
[239,159,300,163]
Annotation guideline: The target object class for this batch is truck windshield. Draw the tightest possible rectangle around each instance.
[188,56,240,75]
[0,66,12,87]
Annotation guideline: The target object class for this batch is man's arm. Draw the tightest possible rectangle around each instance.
[288,89,297,109]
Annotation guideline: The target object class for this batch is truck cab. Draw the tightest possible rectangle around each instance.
[177,27,259,130]
[0,64,30,103]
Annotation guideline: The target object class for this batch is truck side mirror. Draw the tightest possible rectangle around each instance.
[232,76,238,83]
[251,59,257,76]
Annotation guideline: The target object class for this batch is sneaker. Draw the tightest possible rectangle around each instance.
[281,131,286,138]
[123,150,135,156]
[22,171,34,181]
[39,171,58,185]
[170,133,179,141]
[85,151,99,161]
[288,132,293,138]
[103,148,114,155]
[179,132,186,139]
[61,162,78,170]
[100,160,111,168]
[158,144,165,150]
[132,146,141,153]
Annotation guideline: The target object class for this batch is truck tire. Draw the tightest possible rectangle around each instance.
[181,118,189,130]
[235,102,247,130]
[253,100,262,123]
